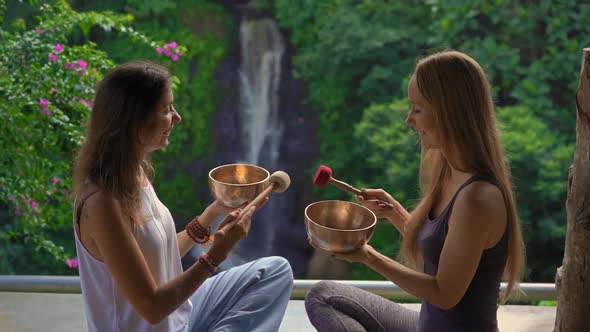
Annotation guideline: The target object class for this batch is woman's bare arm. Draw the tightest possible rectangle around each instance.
[176,206,219,257]
[361,182,506,309]
[83,192,218,325]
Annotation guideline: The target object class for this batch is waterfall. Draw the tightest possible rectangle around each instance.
[238,17,284,168]
[185,13,318,277]
[213,16,286,266]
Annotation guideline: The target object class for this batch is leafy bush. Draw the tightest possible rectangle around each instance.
[267,0,583,281]
[0,0,171,272]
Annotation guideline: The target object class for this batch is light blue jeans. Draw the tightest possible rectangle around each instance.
[184,256,293,332]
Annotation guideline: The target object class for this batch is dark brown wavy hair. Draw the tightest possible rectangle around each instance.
[401,51,525,301]
[73,60,172,226]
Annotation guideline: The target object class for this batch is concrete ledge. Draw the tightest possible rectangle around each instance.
[0,292,556,332]
[0,276,556,301]
[0,276,557,331]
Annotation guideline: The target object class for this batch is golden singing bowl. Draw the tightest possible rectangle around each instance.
[208,164,270,208]
[305,200,376,253]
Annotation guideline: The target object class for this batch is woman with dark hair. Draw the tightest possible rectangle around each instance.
[72,60,293,332]
[305,50,526,332]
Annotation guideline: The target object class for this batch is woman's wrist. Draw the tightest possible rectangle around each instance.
[361,245,377,265]
[198,206,218,228]
[185,216,212,244]
[386,202,409,221]
[197,253,219,274]
[206,247,226,266]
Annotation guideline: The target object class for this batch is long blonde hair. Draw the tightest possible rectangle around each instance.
[401,50,525,300]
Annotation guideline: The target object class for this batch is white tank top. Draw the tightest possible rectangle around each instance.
[73,184,192,332]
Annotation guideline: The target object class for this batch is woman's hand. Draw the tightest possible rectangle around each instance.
[355,188,397,218]
[356,188,410,233]
[206,199,239,217]
[206,197,270,219]
[199,197,269,229]
[307,236,372,264]
[207,206,256,264]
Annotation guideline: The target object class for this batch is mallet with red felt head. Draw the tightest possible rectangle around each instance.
[312,165,394,210]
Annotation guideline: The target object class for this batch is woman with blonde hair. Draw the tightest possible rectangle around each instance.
[305,50,525,332]
[72,60,293,332]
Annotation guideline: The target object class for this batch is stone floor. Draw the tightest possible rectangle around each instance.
[0,292,556,331]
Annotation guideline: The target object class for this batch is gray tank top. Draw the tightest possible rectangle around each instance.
[417,175,508,332]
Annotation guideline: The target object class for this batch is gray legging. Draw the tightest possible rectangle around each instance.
[305,281,419,332]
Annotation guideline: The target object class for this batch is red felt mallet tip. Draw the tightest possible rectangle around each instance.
[313,165,332,188]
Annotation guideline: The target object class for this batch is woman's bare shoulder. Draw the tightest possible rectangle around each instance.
[454,180,506,230]
[460,181,504,208]
[78,183,127,230]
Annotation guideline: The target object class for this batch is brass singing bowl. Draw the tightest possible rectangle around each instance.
[305,200,377,253]
[208,164,270,208]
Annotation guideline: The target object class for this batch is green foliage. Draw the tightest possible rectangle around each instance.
[1,0,582,283]
[349,99,421,280]
[354,99,421,206]
[0,0,230,274]
[537,300,557,307]
[111,1,231,216]
[267,0,432,177]
[0,0,164,272]
[87,0,231,217]
[269,0,584,281]
[427,0,584,135]
[498,105,573,280]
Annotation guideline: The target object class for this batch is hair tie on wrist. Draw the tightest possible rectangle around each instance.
[198,253,219,274]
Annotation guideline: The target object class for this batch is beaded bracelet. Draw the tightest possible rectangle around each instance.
[186,215,212,244]
[198,253,219,274]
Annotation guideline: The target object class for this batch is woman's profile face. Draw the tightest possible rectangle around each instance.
[140,87,182,153]
[406,77,440,150]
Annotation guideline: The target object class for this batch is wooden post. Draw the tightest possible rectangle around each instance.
[554,48,590,331]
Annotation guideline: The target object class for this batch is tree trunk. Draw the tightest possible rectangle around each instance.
[554,48,590,331]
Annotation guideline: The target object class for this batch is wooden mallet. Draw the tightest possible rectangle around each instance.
[215,170,291,239]
[312,165,394,210]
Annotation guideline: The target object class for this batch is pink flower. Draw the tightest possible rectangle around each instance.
[21,53,26,59]
[79,99,92,108]
[165,41,178,49]
[50,88,57,94]
[66,258,79,269]
[156,42,183,60]
[27,198,39,214]
[48,53,58,61]
[35,29,44,34]
[77,60,87,69]
[7,195,14,201]
[64,62,75,69]
[40,98,50,115]
[52,177,59,185]
[54,43,64,53]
